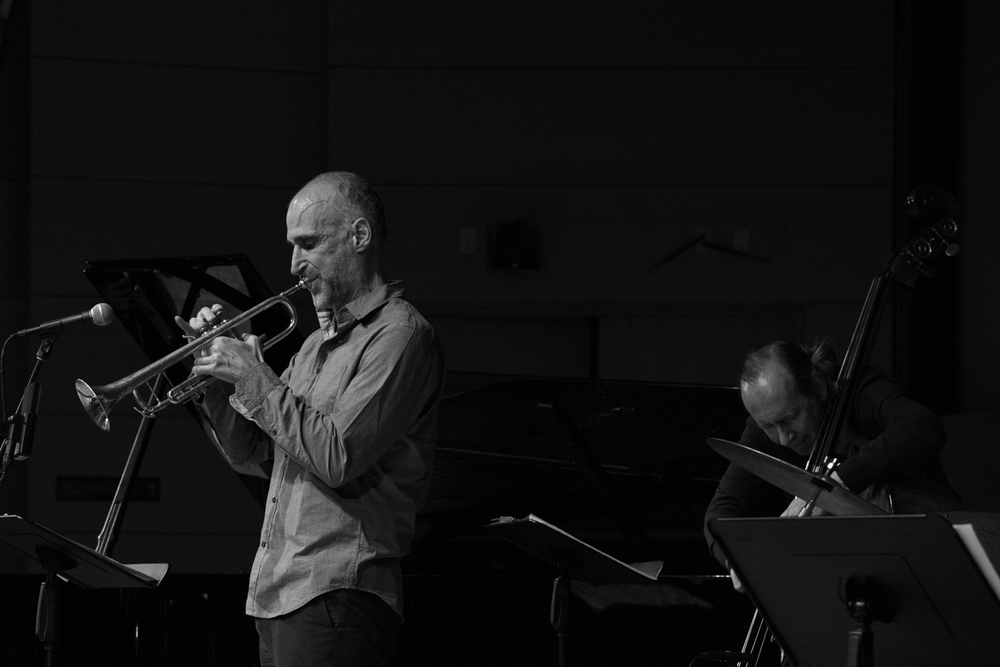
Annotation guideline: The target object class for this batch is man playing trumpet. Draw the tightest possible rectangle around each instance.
[176,171,445,667]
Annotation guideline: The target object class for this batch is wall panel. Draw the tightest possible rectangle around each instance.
[31,1,326,70]
[29,179,303,298]
[330,2,894,70]
[328,68,893,186]
[429,313,591,377]
[599,308,802,384]
[31,60,323,186]
[960,2,1000,414]
[379,184,894,306]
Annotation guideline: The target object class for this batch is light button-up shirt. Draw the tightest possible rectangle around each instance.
[203,281,444,618]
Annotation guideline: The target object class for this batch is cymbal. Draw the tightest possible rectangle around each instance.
[707,438,887,516]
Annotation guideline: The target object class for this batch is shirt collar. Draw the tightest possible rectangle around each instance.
[317,281,406,340]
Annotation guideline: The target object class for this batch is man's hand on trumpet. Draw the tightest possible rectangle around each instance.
[173,306,265,385]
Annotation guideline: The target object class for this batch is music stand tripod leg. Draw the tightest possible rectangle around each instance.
[844,576,874,667]
[34,544,77,666]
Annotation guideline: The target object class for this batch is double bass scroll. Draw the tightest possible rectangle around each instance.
[805,186,959,474]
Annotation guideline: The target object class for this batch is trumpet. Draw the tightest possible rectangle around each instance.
[76,281,306,431]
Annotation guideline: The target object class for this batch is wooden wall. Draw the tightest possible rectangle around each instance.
[3,0,969,580]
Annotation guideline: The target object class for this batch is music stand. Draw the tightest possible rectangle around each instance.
[0,515,168,664]
[707,514,1000,666]
[488,514,662,666]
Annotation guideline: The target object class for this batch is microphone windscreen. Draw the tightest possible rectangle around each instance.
[91,303,116,327]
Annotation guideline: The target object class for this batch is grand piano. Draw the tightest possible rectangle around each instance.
[405,371,755,666]
[0,256,755,666]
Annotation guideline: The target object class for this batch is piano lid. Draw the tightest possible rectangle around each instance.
[413,371,748,573]
[427,372,746,511]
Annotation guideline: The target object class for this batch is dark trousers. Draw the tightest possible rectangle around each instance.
[256,589,401,667]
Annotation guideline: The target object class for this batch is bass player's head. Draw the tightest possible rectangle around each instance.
[739,340,837,456]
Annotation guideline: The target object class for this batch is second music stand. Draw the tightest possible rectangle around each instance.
[707,513,1000,666]
[488,514,662,667]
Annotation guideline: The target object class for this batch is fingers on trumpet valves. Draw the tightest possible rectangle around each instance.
[181,304,226,345]
[192,304,224,329]
[203,306,223,326]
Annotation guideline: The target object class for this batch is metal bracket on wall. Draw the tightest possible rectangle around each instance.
[645,232,769,274]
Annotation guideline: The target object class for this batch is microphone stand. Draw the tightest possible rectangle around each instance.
[0,334,59,663]
[1,335,54,478]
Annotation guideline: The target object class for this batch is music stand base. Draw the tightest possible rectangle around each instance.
[36,572,65,666]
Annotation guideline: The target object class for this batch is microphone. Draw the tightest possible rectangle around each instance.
[15,303,115,338]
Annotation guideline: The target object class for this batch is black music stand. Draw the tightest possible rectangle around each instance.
[488,514,662,667]
[0,515,168,664]
[707,514,1000,666]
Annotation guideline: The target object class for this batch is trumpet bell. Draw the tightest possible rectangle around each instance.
[75,379,113,432]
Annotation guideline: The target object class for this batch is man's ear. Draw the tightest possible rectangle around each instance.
[815,375,829,402]
[351,218,372,253]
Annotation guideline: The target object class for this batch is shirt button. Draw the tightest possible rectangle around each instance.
[261,541,267,548]
[271,497,277,503]
[271,429,277,435]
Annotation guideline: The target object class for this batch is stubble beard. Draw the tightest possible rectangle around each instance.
[309,263,362,311]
